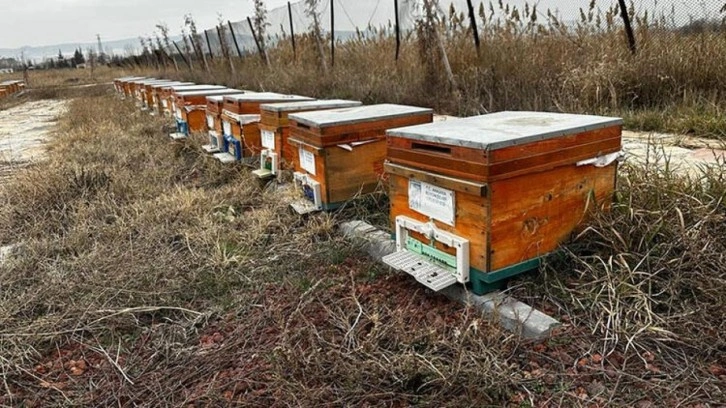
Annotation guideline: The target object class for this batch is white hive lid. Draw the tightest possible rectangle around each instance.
[289,104,433,128]
[386,111,623,150]
[260,99,361,112]
[223,92,314,103]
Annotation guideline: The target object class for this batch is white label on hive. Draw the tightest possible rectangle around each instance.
[206,114,214,128]
[261,130,275,149]
[408,180,455,226]
[299,148,316,175]
[223,120,232,136]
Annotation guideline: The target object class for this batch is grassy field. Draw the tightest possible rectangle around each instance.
[0,5,725,405]
[101,4,726,140]
[0,79,723,406]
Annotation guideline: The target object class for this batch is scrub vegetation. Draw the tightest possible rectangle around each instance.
[0,1,724,406]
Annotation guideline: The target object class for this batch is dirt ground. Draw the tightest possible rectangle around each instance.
[0,99,67,180]
[1,101,722,182]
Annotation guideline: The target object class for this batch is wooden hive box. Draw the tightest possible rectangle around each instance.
[139,79,173,110]
[162,84,225,118]
[252,99,363,179]
[148,81,193,114]
[0,80,20,95]
[214,93,314,164]
[114,77,143,95]
[122,77,147,98]
[201,92,249,153]
[169,88,244,139]
[382,111,623,294]
[138,79,174,109]
[129,78,157,104]
[287,104,434,213]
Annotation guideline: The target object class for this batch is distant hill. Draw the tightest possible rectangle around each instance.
[0,37,175,63]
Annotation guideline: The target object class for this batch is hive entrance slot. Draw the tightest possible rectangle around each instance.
[412,143,451,155]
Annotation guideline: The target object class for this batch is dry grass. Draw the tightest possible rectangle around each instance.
[0,81,724,407]
[0,93,522,406]
[116,7,726,139]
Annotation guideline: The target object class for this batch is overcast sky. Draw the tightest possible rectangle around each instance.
[1,0,714,50]
[0,0,291,49]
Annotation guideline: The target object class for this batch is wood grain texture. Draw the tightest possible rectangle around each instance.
[386,123,621,274]
[325,140,388,203]
[388,173,489,271]
[488,163,617,270]
[387,126,621,182]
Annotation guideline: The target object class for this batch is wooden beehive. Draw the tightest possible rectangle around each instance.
[0,80,22,95]
[214,93,314,164]
[138,79,174,109]
[161,84,225,117]
[201,93,248,153]
[253,99,363,179]
[170,88,244,139]
[120,78,140,98]
[148,81,193,114]
[129,78,158,104]
[287,104,433,213]
[114,77,143,95]
[383,111,623,294]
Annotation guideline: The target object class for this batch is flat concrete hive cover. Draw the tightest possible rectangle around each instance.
[386,111,623,150]
[169,85,226,92]
[290,104,434,128]
[151,81,193,88]
[140,79,173,84]
[260,99,361,112]
[207,93,247,102]
[176,89,244,97]
[116,76,145,81]
[224,92,314,103]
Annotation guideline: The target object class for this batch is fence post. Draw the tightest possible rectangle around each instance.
[173,41,192,71]
[617,0,637,54]
[204,30,215,61]
[394,0,400,61]
[466,0,480,53]
[288,1,296,59]
[218,25,236,74]
[248,16,268,64]
[228,21,244,58]
[330,0,335,67]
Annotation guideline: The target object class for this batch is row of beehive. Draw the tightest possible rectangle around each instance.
[113,76,623,295]
[0,80,26,99]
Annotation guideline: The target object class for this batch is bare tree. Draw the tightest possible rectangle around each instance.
[180,27,195,70]
[185,14,210,72]
[253,0,270,65]
[304,0,328,74]
[156,23,179,71]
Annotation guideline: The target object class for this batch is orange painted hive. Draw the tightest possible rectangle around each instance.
[114,76,143,95]
[214,93,314,164]
[128,78,157,103]
[383,111,623,294]
[160,84,225,116]
[252,99,363,179]
[170,88,244,137]
[286,104,433,213]
[201,92,248,153]
[137,79,174,108]
[148,81,194,114]
[121,77,146,98]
